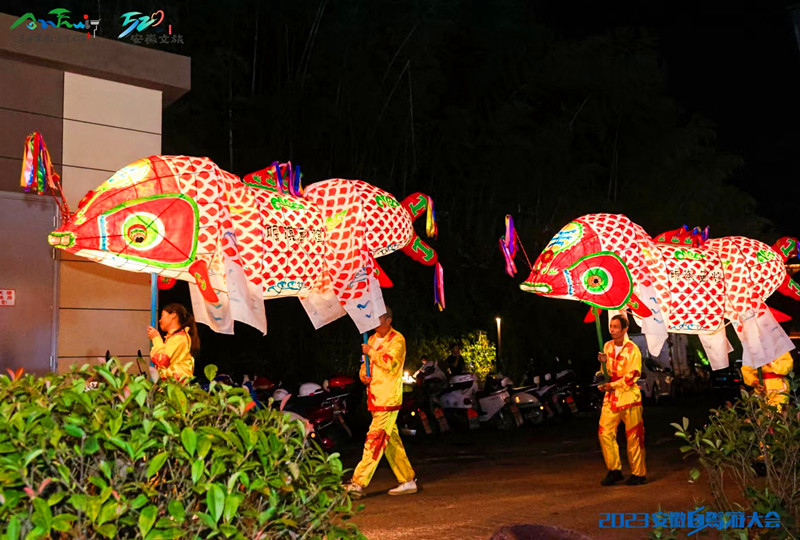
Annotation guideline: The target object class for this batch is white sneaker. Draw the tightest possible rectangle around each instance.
[388,480,418,496]
[344,482,364,499]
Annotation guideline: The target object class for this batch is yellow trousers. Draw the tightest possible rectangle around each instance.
[352,410,415,487]
[598,402,646,477]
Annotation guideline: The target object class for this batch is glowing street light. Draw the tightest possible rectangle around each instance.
[495,317,502,369]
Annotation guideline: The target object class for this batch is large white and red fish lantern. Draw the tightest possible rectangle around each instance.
[501,213,799,369]
[48,155,444,334]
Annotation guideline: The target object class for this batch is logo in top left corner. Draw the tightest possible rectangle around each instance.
[10,9,100,39]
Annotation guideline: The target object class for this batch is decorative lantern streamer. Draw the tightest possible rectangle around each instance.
[434,262,445,310]
[425,195,437,239]
[20,132,71,222]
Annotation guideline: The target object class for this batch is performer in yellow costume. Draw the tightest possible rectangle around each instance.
[741,352,794,410]
[597,314,647,486]
[146,303,198,382]
[346,307,416,498]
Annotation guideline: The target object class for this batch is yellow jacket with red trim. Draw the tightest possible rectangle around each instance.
[150,329,194,381]
[741,351,793,401]
[360,327,405,411]
[603,335,642,411]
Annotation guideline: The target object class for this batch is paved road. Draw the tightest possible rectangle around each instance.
[342,393,730,540]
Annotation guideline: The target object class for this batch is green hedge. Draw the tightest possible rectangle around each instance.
[0,361,363,539]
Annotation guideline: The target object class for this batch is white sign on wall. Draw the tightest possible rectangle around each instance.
[0,289,16,307]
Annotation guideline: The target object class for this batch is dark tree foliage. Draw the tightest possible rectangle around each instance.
[3,0,777,382]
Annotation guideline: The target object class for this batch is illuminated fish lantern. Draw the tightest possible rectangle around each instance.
[501,213,799,369]
[48,155,443,334]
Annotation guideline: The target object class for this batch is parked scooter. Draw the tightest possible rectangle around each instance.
[479,374,525,430]
[399,361,450,437]
[553,370,580,416]
[438,373,523,430]
[506,384,547,425]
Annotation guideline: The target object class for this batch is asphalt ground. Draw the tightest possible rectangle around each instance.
[341,392,739,540]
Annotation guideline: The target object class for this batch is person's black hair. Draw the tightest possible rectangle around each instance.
[162,303,200,355]
[611,313,629,331]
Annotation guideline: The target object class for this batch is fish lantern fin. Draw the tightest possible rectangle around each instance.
[566,251,633,310]
[777,275,800,302]
[373,258,394,288]
[157,276,177,290]
[189,260,219,303]
[769,306,792,323]
[626,292,652,318]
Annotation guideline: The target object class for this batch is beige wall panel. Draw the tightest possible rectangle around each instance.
[58,308,150,358]
[0,57,63,117]
[60,260,150,309]
[62,120,160,173]
[64,72,162,134]
[0,109,62,163]
[60,165,114,210]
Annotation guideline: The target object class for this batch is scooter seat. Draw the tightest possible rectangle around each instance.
[475,388,509,400]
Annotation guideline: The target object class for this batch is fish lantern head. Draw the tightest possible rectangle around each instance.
[520,220,634,311]
[48,158,199,273]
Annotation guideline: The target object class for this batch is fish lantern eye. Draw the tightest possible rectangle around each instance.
[583,268,611,294]
[122,214,162,250]
[128,224,148,244]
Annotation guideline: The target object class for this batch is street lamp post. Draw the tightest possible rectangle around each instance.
[495,317,502,371]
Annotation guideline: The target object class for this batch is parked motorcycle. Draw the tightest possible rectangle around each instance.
[270,380,354,452]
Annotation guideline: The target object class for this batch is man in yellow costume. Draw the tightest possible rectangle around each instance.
[345,307,417,498]
[741,352,794,410]
[597,314,647,486]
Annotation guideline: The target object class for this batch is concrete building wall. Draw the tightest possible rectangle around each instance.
[57,73,163,371]
[1,13,190,373]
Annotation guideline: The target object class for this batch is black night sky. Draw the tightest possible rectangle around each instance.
[6,0,800,382]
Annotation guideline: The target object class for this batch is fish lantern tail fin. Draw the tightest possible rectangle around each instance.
[773,237,799,262]
[778,275,800,302]
[400,192,439,267]
[401,192,443,309]
[772,237,800,302]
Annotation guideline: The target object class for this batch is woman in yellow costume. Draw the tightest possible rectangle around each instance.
[741,352,794,410]
[146,303,198,381]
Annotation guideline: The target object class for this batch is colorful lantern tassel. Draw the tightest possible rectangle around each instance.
[425,195,437,239]
[20,132,71,221]
[20,132,59,195]
[504,215,518,259]
[434,262,445,311]
[499,214,520,277]
[291,164,304,197]
[499,237,517,277]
